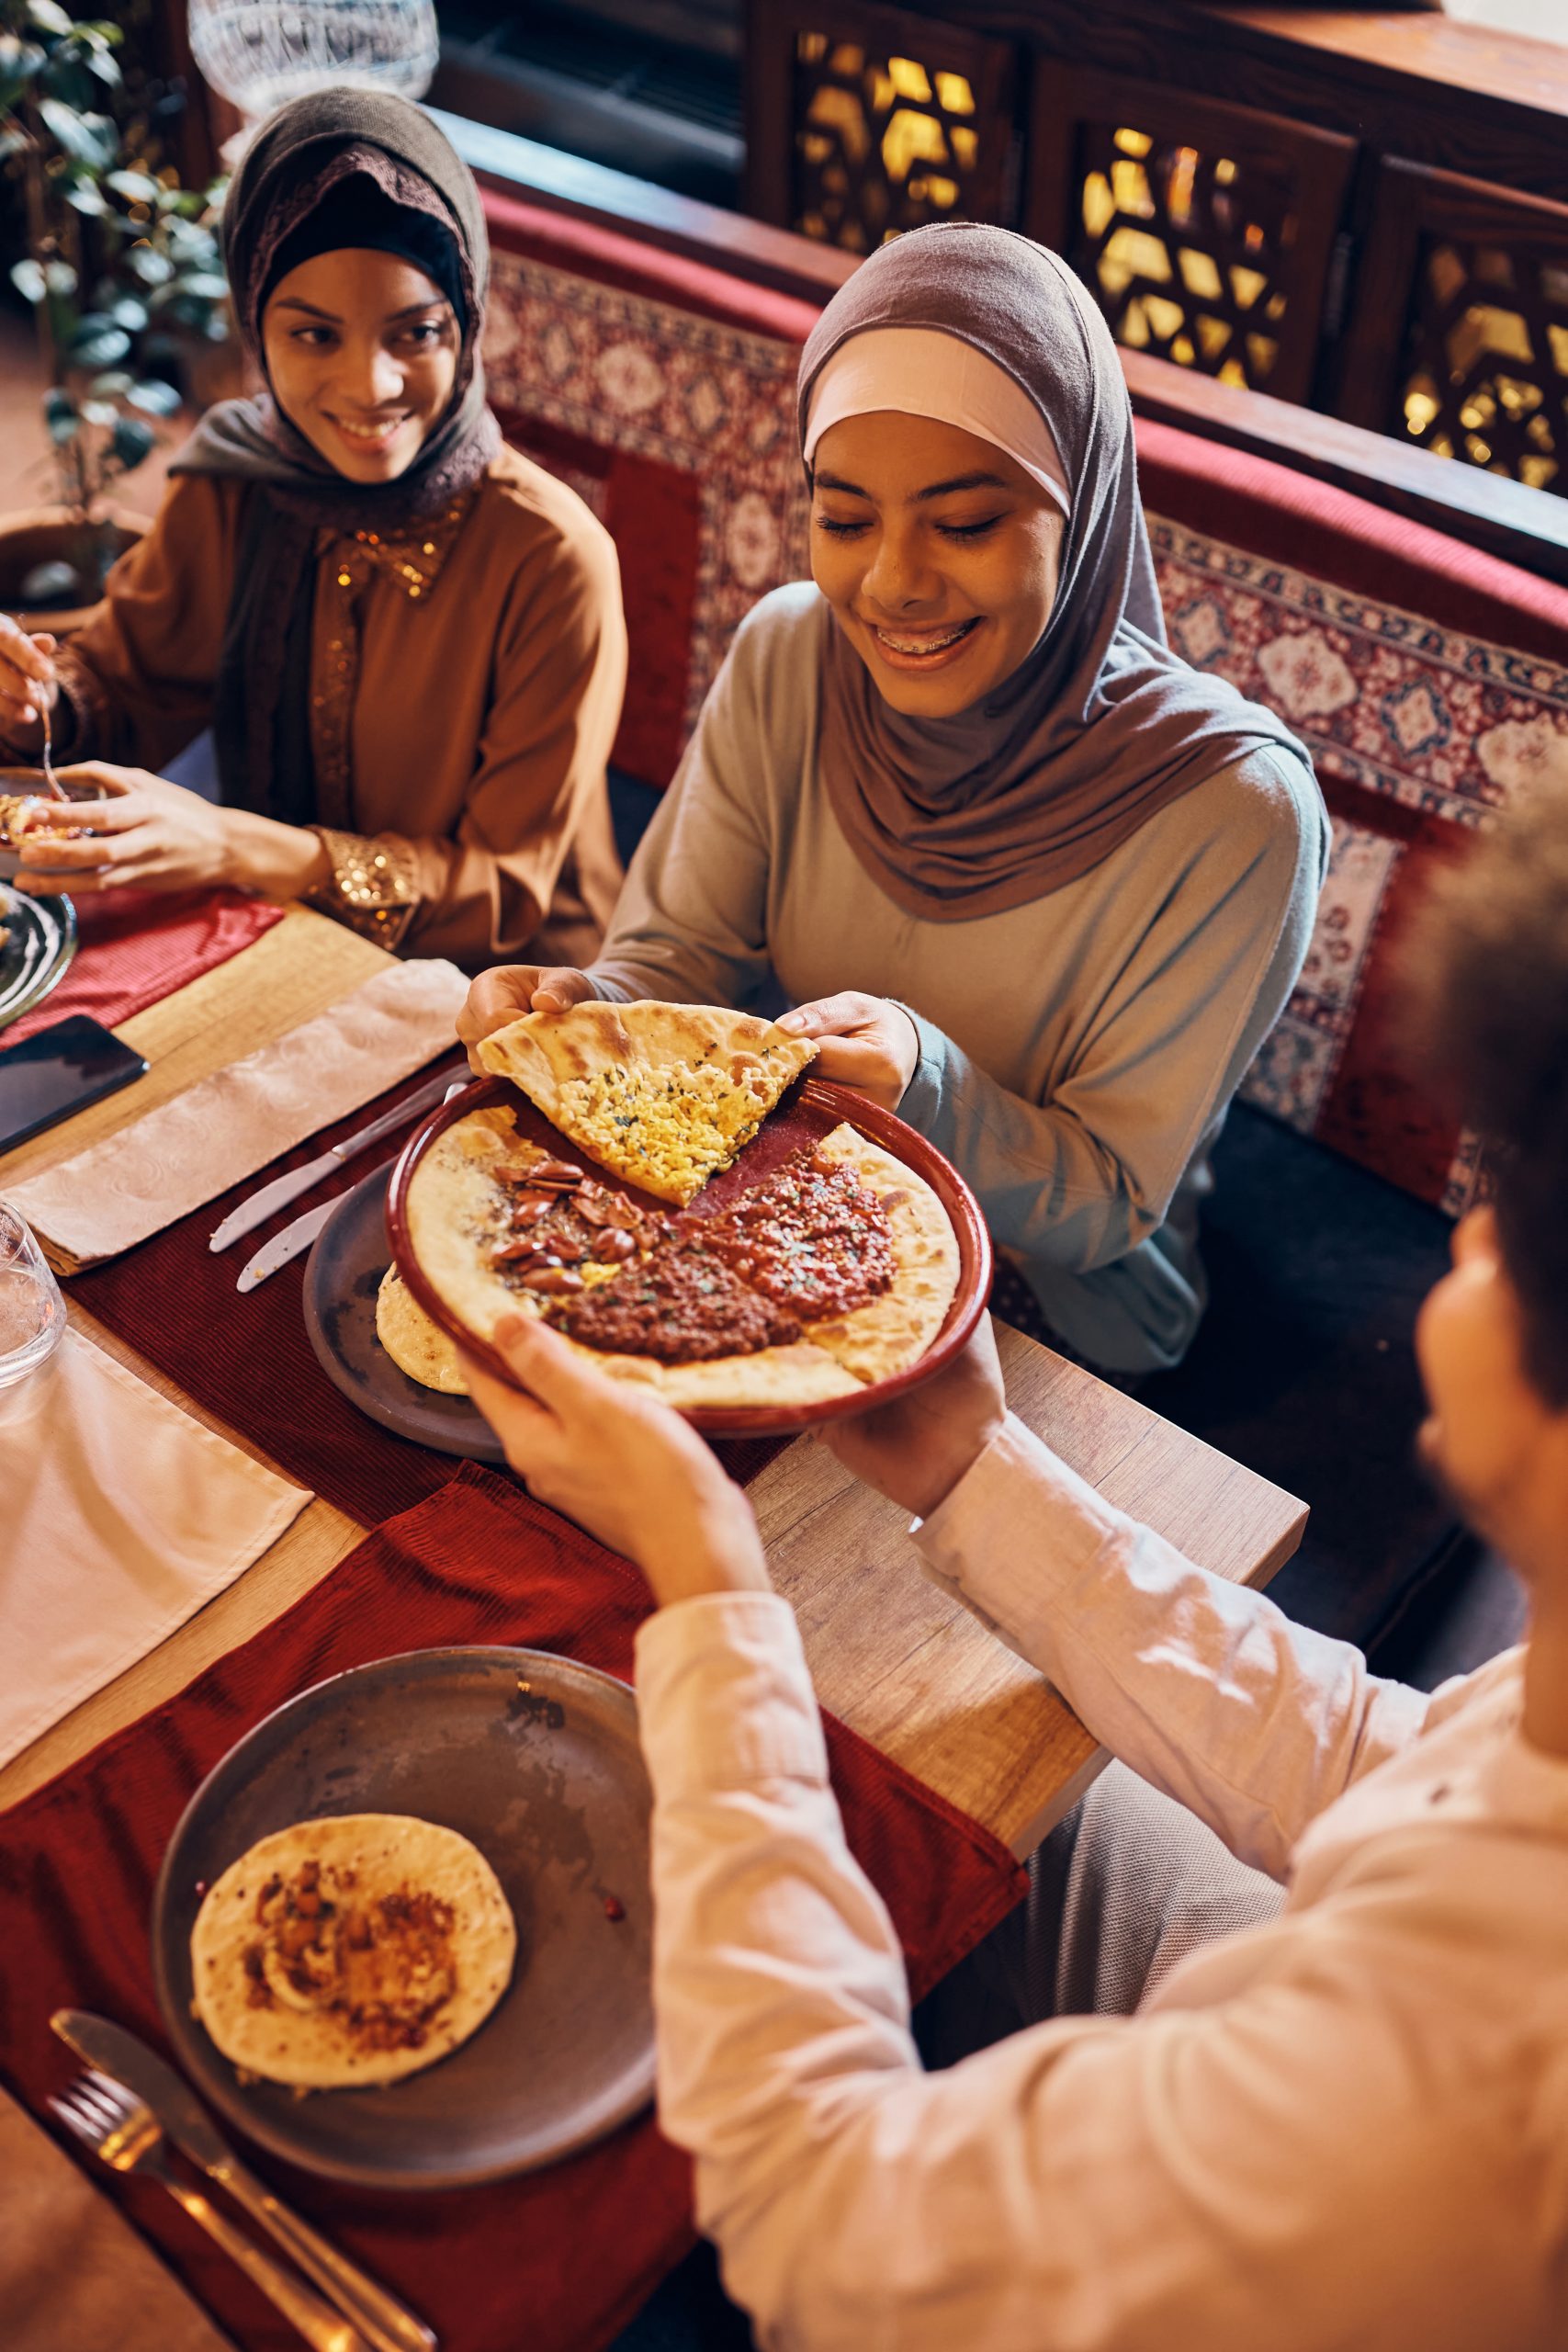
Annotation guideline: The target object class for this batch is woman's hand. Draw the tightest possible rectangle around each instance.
[459,1314,772,1606]
[0,618,58,751]
[821,1314,1008,1519]
[14,765,329,899]
[457,964,595,1071]
[778,992,920,1113]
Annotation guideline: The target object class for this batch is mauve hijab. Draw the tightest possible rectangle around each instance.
[799,222,1314,921]
[171,91,501,824]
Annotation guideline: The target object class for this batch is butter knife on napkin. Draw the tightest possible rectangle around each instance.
[51,2014,435,2352]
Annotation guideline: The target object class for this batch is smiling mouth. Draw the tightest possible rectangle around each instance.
[867,617,982,663]
[326,414,410,446]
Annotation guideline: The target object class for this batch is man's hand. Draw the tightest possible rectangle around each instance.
[778,992,920,1113]
[459,1313,773,1606]
[457,965,596,1072]
[822,1314,1008,1519]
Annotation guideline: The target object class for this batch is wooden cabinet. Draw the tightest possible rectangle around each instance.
[1337,159,1568,496]
[1026,67,1356,405]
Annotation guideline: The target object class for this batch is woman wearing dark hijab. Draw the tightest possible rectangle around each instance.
[0,92,626,966]
[461,225,1326,1374]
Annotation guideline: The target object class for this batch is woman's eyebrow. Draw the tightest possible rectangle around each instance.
[385,298,452,322]
[273,297,342,322]
[812,467,1012,503]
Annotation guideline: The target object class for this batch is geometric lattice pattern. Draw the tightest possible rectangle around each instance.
[1398,236,1568,496]
[1075,122,1296,390]
[792,33,993,252]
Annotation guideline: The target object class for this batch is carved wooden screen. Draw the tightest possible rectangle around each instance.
[1338,161,1568,499]
[743,0,1016,253]
[1026,68,1356,407]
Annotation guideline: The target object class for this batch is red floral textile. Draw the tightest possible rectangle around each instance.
[1,888,284,1051]
[0,1463,1025,2352]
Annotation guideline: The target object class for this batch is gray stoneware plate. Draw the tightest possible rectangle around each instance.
[0,886,75,1029]
[152,1645,655,2188]
[302,1160,505,1464]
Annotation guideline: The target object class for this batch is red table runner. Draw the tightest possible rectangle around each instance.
[0,1463,1026,2352]
[3,886,285,1050]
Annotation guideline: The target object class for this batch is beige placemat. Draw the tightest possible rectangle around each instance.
[0,2085,235,2352]
[0,1328,310,1770]
[7,956,468,1272]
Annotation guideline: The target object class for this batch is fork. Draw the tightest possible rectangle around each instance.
[37,691,66,802]
[51,2072,370,2352]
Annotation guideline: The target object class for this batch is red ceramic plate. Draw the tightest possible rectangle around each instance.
[386,1071,992,1437]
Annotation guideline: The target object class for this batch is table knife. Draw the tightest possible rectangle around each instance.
[235,1184,362,1292]
[51,2011,436,2352]
[209,1070,456,1255]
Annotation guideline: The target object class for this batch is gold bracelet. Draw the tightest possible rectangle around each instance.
[308,826,421,946]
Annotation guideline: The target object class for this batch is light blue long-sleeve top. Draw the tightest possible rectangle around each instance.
[589,584,1327,1373]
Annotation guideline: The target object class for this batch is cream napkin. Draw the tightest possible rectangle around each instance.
[8,956,468,1272]
[0,1328,310,1770]
[0,2086,235,2352]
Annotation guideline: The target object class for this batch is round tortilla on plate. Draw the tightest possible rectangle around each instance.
[191,1813,516,2091]
[376,1265,468,1395]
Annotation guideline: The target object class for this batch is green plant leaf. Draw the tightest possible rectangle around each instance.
[43,387,79,442]
[0,33,47,83]
[39,53,94,107]
[68,322,130,368]
[123,243,175,286]
[42,257,76,296]
[37,96,117,169]
[26,0,75,35]
[108,413,155,470]
[0,125,28,160]
[165,218,218,266]
[84,41,118,83]
[171,269,228,303]
[106,165,157,200]
[124,377,181,415]
[62,176,107,213]
[80,397,118,425]
[9,256,46,303]
[76,19,124,42]
[89,368,131,394]
[107,292,146,330]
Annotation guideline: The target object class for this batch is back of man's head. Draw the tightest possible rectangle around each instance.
[1404,779,1568,1414]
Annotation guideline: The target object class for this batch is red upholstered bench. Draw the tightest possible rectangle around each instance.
[478,178,1568,1648]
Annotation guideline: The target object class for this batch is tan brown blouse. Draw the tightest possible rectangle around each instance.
[53,444,627,967]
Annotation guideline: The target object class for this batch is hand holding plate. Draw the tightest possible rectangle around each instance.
[458,1312,773,1604]
[820,1311,1008,1519]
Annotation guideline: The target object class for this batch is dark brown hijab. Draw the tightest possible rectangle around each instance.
[799,223,1315,920]
[171,91,501,823]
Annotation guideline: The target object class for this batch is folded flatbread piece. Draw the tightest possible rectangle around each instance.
[477,1000,817,1204]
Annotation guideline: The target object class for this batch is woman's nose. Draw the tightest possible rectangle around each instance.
[861,526,939,611]
[340,340,404,408]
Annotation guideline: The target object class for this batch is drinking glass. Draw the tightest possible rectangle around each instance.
[0,1203,65,1388]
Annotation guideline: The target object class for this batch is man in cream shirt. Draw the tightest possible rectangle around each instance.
[463,786,1568,2349]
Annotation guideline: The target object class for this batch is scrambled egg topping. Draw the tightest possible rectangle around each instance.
[553,1059,775,1205]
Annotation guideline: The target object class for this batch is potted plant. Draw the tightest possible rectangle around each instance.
[0,0,230,628]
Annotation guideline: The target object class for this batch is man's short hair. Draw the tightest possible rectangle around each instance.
[1403,781,1568,1407]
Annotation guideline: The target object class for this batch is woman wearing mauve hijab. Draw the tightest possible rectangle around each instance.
[461,225,1326,1374]
[0,91,626,967]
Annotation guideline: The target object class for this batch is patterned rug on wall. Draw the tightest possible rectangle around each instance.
[1148,518,1568,1213]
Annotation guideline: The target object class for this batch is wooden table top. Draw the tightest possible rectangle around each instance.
[0,910,1308,1847]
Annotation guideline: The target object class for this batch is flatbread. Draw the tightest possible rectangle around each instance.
[376,1265,468,1395]
[476,1001,817,1204]
[405,1105,858,1408]
[191,1813,516,2091]
[802,1127,961,1383]
[403,1102,960,1411]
